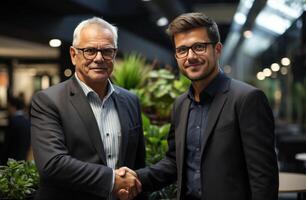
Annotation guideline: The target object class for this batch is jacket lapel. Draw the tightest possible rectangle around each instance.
[200,78,230,157]
[176,95,190,178]
[112,90,129,167]
[68,77,107,164]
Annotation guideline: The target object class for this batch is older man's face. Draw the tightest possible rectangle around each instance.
[70,24,116,88]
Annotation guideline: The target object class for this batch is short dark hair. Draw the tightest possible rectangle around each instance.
[166,12,220,44]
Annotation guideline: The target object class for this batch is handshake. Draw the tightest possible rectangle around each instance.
[112,167,142,200]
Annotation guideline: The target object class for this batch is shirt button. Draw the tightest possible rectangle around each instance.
[196,170,200,173]
[108,155,111,158]
[196,126,200,129]
[106,133,109,136]
[196,148,200,151]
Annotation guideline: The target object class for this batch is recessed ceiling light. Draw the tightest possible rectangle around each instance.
[243,30,253,38]
[281,57,290,66]
[157,17,168,27]
[49,39,61,47]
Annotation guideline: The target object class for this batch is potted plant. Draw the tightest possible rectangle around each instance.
[0,159,39,200]
[112,53,150,90]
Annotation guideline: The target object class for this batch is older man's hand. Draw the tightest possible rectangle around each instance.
[113,167,141,200]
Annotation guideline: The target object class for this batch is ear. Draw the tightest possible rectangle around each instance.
[70,46,77,66]
[215,42,222,57]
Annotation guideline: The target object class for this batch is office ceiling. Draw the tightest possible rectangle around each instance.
[1,0,304,82]
[0,0,239,50]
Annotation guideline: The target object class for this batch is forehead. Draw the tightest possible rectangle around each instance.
[174,27,209,47]
[78,24,114,46]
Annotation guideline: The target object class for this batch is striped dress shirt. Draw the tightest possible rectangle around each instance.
[75,74,121,195]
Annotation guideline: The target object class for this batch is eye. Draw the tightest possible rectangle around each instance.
[102,48,115,56]
[84,48,97,55]
[176,46,188,54]
[193,43,206,52]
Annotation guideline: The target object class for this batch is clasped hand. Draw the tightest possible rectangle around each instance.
[113,167,141,200]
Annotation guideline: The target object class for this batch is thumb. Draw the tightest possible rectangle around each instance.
[116,167,127,177]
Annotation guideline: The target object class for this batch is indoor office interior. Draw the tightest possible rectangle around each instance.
[0,0,306,199]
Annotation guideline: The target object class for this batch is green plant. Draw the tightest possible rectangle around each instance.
[142,113,169,165]
[137,70,190,121]
[142,114,176,200]
[0,159,39,200]
[112,53,150,90]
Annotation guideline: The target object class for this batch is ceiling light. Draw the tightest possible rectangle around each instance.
[257,72,265,80]
[281,57,290,66]
[49,39,62,47]
[256,12,291,35]
[267,0,300,19]
[156,17,168,27]
[263,68,272,77]
[243,30,253,38]
[244,0,255,9]
[271,63,280,72]
[234,13,246,25]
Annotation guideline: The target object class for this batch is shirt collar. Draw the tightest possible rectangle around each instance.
[188,71,226,103]
[75,73,115,100]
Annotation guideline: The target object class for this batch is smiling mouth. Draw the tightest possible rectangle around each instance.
[186,63,202,68]
[91,67,107,70]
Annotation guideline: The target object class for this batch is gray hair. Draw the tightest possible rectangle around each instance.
[72,17,118,47]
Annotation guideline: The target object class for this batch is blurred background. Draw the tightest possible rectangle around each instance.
[0,0,306,199]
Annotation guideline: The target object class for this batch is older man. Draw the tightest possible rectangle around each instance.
[31,17,145,200]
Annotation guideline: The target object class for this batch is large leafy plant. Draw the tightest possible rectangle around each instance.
[136,70,190,121]
[0,159,39,200]
[112,53,150,90]
[142,114,177,200]
[142,114,169,165]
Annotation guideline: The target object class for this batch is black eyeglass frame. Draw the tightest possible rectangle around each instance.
[74,47,117,60]
[175,42,217,59]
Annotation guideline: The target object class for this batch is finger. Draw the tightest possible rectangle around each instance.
[129,185,138,199]
[122,167,137,177]
[135,177,142,193]
[118,189,129,200]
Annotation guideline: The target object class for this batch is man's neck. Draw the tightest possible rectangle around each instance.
[75,73,108,99]
[91,82,108,99]
[192,69,219,102]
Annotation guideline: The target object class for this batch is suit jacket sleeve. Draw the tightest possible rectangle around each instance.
[238,89,279,200]
[136,101,178,191]
[31,91,113,198]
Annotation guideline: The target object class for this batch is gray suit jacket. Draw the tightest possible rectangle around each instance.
[31,76,146,200]
[137,76,279,200]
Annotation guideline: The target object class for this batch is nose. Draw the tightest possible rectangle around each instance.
[94,50,104,61]
[187,48,197,59]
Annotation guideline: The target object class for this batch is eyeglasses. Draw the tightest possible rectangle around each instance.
[175,42,217,59]
[74,47,117,60]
